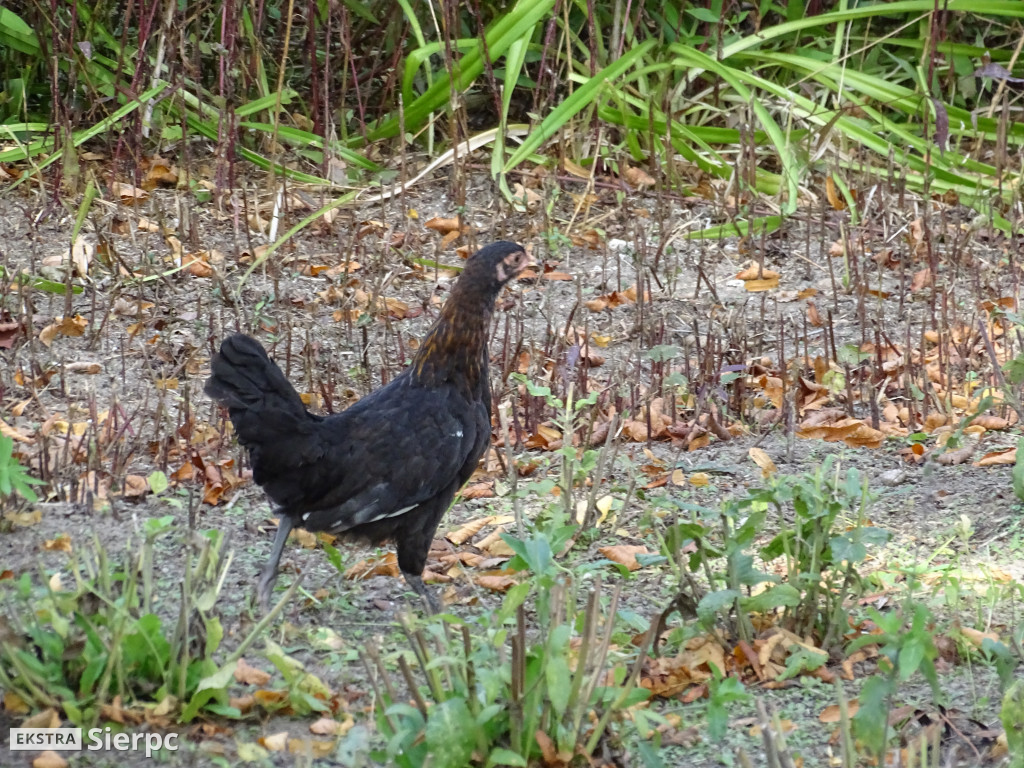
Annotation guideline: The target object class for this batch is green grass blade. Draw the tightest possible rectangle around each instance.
[370,0,555,145]
[239,123,382,172]
[0,8,40,56]
[503,40,656,173]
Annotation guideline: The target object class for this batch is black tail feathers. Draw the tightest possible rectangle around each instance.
[205,334,308,427]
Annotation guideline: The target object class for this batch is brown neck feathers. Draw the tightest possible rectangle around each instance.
[409,281,495,395]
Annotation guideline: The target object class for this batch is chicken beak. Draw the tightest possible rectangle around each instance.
[516,249,538,279]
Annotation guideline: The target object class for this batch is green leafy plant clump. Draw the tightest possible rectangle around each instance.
[368,572,653,768]
[652,454,889,658]
[0,434,45,502]
[0,516,256,726]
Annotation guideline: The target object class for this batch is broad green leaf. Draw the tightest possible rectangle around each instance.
[486,747,528,768]
[1013,437,1024,502]
[425,698,476,768]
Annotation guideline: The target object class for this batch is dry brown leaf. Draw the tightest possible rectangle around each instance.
[909,217,926,247]
[743,276,780,292]
[645,473,669,489]
[182,251,214,277]
[825,176,846,210]
[0,320,20,349]
[99,697,147,725]
[439,551,486,568]
[599,544,650,571]
[535,730,573,767]
[142,155,179,187]
[975,448,1017,467]
[910,267,932,291]
[841,423,885,450]
[979,296,1016,314]
[260,732,290,752]
[316,261,361,277]
[253,690,288,708]
[121,475,149,498]
[563,159,590,179]
[959,626,999,648]
[3,690,30,714]
[64,361,102,374]
[43,535,72,553]
[71,235,95,277]
[39,315,88,347]
[346,552,400,580]
[476,572,519,592]
[623,165,656,188]
[447,516,493,545]
[110,181,149,202]
[819,700,859,723]
[971,415,1008,431]
[748,719,796,738]
[132,217,162,234]
[933,444,975,465]
[33,752,68,768]
[571,229,601,248]
[585,285,648,312]
[424,216,463,235]
[806,300,822,327]
[872,249,899,269]
[623,420,653,442]
[477,528,515,556]
[0,418,33,443]
[525,423,562,450]
[235,658,272,686]
[542,269,574,281]
[287,738,335,757]
[229,695,255,714]
[510,183,542,212]
[798,418,866,444]
[23,708,62,728]
[113,298,155,317]
[309,716,352,736]
[736,262,780,281]
[642,637,724,697]
[5,508,42,527]
[383,297,410,319]
[748,447,777,477]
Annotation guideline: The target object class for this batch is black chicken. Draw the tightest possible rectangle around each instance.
[205,241,532,610]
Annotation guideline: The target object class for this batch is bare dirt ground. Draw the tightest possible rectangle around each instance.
[1,168,1022,766]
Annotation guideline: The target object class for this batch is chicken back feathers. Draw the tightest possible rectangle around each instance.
[206,240,531,609]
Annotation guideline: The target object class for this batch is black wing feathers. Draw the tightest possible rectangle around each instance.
[206,334,488,536]
[301,381,485,532]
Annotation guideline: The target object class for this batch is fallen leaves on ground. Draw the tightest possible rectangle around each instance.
[585,284,648,312]
[38,315,88,347]
[599,544,650,571]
